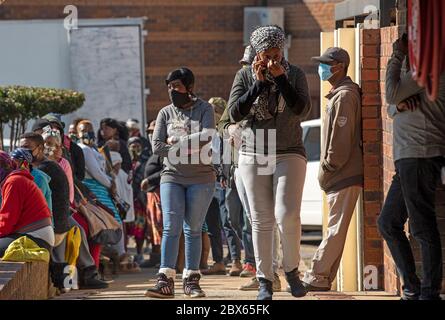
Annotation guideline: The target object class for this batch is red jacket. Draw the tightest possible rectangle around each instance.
[0,170,52,237]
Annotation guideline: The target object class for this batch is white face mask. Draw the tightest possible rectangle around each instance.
[44,144,57,157]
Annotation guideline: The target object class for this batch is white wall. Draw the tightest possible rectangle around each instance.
[0,19,146,135]
[0,20,72,89]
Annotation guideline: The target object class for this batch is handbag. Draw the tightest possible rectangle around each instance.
[75,185,122,245]
[112,194,131,220]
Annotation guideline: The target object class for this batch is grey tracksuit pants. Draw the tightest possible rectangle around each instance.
[238,153,306,281]
[235,167,281,272]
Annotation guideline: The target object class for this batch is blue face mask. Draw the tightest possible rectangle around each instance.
[318,63,333,81]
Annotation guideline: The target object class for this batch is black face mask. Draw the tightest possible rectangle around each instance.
[169,89,191,108]
[81,132,96,145]
[27,148,39,163]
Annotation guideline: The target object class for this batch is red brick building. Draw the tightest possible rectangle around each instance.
[0,0,341,121]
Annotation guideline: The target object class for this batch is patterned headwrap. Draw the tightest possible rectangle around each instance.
[249,25,285,53]
[11,148,33,170]
[0,150,17,184]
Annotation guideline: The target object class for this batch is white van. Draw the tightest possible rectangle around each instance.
[301,119,322,230]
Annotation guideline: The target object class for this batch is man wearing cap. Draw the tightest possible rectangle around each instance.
[302,47,363,291]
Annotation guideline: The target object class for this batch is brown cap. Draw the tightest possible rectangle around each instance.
[311,47,350,67]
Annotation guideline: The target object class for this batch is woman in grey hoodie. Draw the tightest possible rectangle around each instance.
[145,68,216,299]
[228,25,311,300]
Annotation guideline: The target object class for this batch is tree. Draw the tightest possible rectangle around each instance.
[0,86,85,150]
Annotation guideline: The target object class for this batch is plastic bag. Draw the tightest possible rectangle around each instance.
[1,236,50,263]
[64,226,81,266]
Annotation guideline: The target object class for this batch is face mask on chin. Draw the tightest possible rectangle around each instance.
[169,89,192,108]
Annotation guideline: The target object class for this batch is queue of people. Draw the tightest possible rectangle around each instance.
[1,25,444,301]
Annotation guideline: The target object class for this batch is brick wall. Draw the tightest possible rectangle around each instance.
[380,26,402,295]
[0,0,340,123]
[360,28,384,290]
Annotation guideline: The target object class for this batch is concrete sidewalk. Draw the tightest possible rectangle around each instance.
[53,237,400,300]
[53,267,400,300]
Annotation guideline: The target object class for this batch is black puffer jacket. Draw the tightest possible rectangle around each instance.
[38,160,71,234]
[143,154,163,193]
[68,140,85,181]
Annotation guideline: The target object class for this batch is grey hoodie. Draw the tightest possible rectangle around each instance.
[386,50,445,161]
[318,76,363,193]
[152,98,216,186]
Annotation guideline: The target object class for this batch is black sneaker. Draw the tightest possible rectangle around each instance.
[285,268,307,298]
[257,278,273,300]
[78,266,109,290]
[183,273,206,298]
[80,277,109,290]
[145,273,175,299]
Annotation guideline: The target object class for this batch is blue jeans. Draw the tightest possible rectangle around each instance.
[226,185,256,264]
[206,196,224,263]
[218,183,242,261]
[160,182,215,271]
[206,183,242,262]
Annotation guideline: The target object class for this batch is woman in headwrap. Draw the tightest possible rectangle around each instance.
[0,151,54,257]
[42,126,75,205]
[10,148,53,213]
[228,25,311,300]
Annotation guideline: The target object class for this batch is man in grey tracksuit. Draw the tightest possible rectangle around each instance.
[377,36,445,300]
[303,47,364,291]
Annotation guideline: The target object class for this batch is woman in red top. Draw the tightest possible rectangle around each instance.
[0,151,54,257]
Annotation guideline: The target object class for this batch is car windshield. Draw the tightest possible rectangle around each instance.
[303,126,320,162]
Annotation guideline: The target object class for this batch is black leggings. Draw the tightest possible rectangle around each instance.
[0,233,52,258]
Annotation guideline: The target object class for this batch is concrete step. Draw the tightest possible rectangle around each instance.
[0,261,49,300]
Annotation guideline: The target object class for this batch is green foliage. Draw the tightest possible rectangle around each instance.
[0,86,85,150]
[0,86,85,123]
